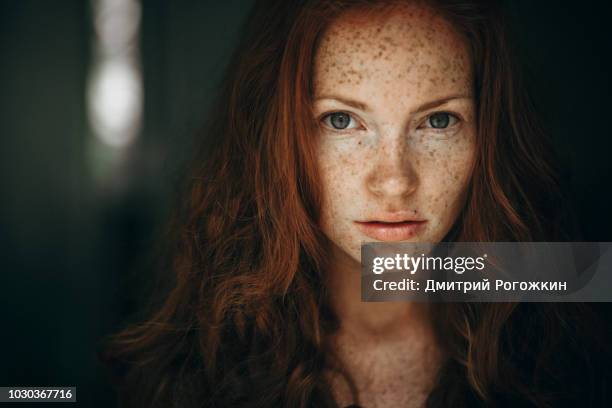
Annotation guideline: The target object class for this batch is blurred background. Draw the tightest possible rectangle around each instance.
[0,1,610,407]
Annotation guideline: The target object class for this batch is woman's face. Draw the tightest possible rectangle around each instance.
[314,5,476,263]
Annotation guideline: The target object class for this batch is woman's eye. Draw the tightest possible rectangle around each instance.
[322,112,358,130]
[424,112,459,129]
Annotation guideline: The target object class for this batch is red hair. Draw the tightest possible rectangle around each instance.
[101,1,604,407]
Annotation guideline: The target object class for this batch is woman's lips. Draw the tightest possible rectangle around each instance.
[354,220,427,241]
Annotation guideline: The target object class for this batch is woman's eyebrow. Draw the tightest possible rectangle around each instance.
[314,95,369,111]
[314,94,472,113]
[412,95,472,113]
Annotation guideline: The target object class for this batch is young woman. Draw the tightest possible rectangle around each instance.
[102,1,608,407]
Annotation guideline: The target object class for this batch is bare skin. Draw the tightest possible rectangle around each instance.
[313,4,476,407]
[324,248,443,408]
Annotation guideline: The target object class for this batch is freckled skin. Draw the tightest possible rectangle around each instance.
[326,319,442,408]
[313,5,476,408]
[314,5,476,264]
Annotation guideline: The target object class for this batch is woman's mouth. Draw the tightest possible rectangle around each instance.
[354,220,427,241]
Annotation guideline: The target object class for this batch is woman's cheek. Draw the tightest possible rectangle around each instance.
[411,133,475,238]
[317,137,373,255]
[317,135,374,189]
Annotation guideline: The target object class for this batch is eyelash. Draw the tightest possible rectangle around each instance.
[418,111,461,131]
[320,111,362,131]
[319,111,462,133]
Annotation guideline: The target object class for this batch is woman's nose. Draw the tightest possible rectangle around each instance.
[365,135,419,200]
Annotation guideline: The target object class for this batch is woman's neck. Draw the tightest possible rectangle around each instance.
[324,245,444,408]
[325,244,433,339]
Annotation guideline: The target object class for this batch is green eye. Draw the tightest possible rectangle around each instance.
[322,112,357,130]
[427,112,458,129]
[331,112,350,129]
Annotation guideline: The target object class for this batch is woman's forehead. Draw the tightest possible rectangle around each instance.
[313,4,472,103]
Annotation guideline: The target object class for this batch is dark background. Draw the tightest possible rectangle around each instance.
[0,1,610,407]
